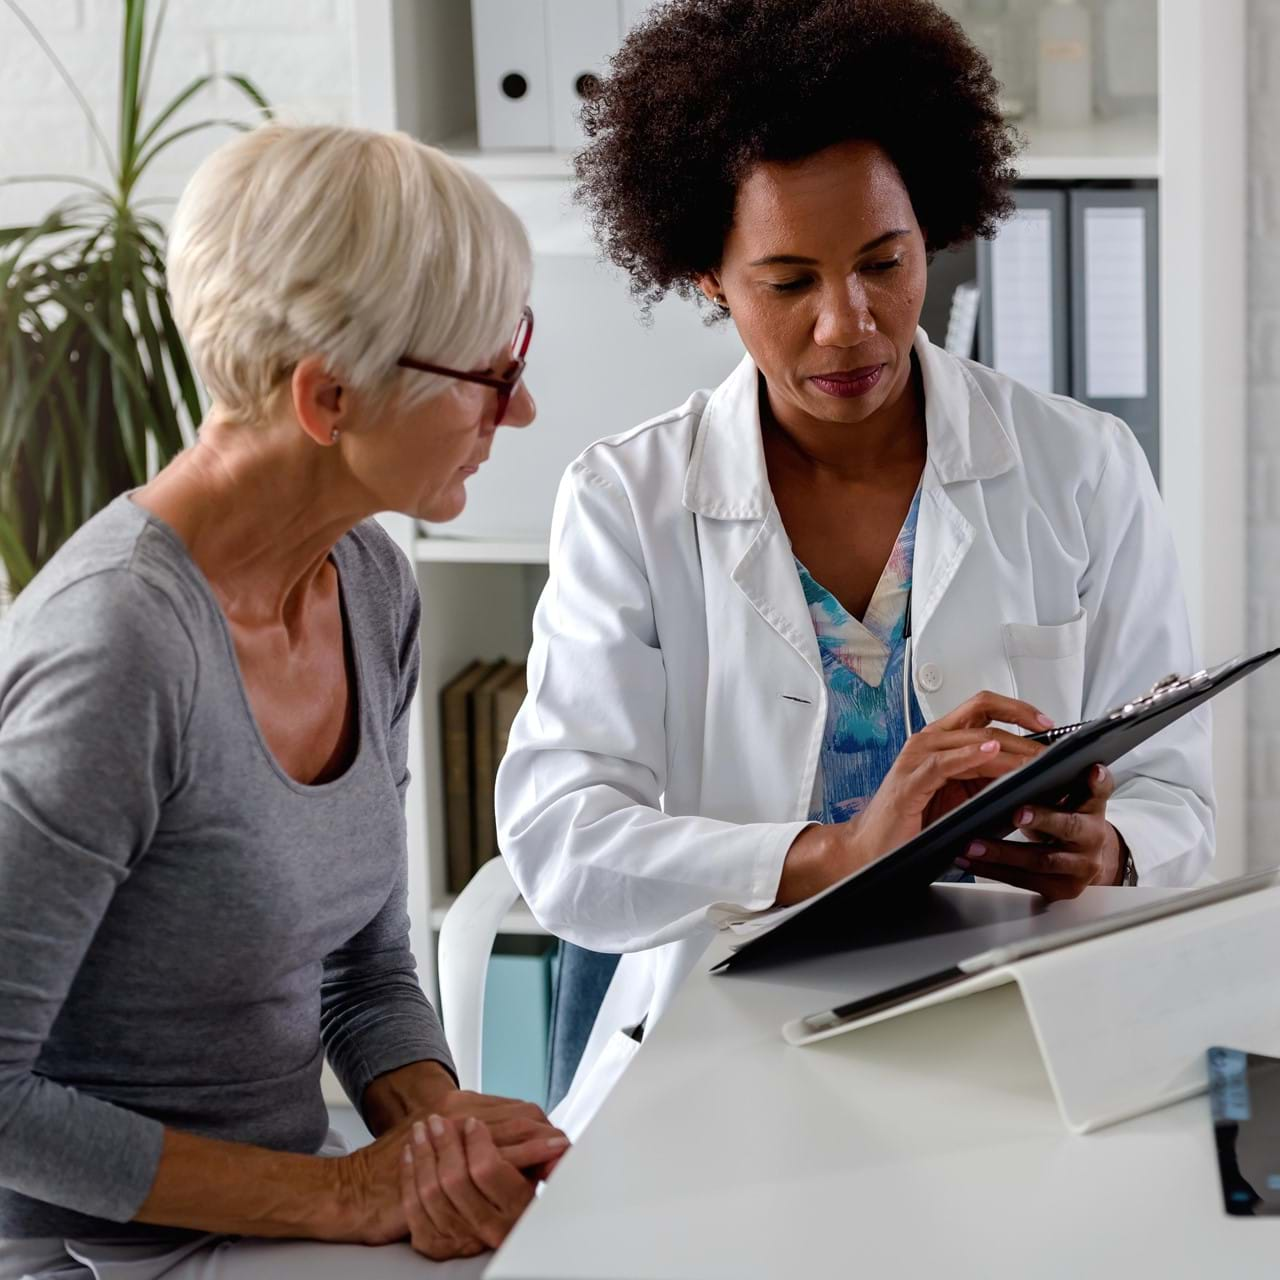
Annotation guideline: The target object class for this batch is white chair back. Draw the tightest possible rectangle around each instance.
[437,856,522,1091]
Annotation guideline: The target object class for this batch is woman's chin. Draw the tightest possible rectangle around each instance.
[415,480,469,525]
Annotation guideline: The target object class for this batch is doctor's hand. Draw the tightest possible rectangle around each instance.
[776,692,1051,905]
[955,763,1125,900]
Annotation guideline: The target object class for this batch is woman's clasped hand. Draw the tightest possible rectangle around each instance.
[335,1099,568,1258]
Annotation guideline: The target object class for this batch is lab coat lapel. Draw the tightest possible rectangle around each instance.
[910,332,1019,648]
[683,355,822,681]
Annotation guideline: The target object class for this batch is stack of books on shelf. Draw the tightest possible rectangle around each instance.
[440,658,529,895]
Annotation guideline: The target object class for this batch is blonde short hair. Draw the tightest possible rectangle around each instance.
[167,122,532,421]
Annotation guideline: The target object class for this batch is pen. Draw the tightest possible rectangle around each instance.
[1025,720,1087,744]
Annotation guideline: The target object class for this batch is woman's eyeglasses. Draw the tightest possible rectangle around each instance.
[397,306,533,425]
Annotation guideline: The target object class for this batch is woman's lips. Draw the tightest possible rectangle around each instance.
[808,364,884,398]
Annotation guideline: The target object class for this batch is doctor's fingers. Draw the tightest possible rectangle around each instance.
[958,839,1094,878]
[1010,803,1113,848]
[902,740,1007,791]
[953,859,1089,902]
[932,691,1055,736]
[909,724,1043,761]
[1074,764,1116,814]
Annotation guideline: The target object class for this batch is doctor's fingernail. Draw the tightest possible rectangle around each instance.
[1037,714,1055,728]
[965,841,986,859]
[955,857,971,870]
[1016,809,1034,826]
[428,1114,446,1138]
[413,1121,427,1146]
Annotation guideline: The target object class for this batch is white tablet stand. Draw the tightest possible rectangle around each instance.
[785,885,1280,1133]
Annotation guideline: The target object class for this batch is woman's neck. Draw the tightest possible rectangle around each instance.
[134,417,373,628]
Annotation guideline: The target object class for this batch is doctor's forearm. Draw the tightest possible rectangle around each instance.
[775,824,858,906]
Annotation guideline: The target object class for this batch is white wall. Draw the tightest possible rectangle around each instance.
[1248,0,1280,862]
[0,0,356,228]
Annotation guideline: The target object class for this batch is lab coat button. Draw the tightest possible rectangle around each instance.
[918,663,944,693]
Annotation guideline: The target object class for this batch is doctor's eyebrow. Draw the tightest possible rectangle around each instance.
[747,230,911,269]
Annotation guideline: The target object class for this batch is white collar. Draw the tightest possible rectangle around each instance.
[682,328,1019,519]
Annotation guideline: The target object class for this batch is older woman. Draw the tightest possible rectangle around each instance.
[497,0,1215,1134]
[0,123,564,1277]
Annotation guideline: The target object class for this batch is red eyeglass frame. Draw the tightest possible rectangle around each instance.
[396,306,533,424]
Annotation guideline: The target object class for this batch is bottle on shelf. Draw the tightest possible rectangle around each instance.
[1096,0,1157,120]
[965,0,1027,120]
[1038,0,1094,130]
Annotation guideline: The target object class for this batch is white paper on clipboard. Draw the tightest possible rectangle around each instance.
[1083,205,1148,400]
[989,207,1056,394]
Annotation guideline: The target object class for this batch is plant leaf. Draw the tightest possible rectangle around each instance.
[0,509,36,593]
[225,73,273,119]
[134,72,217,159]
[136,0,170,126]
[119,0,148,182]
[151,282,202,427]
[133,117,255,178]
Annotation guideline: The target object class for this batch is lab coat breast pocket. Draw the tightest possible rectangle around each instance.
[1001,609,1088,726]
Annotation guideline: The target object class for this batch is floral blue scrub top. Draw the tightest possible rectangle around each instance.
[797,488,927,826]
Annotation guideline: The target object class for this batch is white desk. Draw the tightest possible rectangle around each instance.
[489,885,1280,1279]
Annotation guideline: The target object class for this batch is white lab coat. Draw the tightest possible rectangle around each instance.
[495,330,1215,1135]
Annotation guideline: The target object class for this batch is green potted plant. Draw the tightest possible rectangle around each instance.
[0,0,269,597]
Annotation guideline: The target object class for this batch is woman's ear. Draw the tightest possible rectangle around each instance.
[290,357,348,448]
[695,270,725,307]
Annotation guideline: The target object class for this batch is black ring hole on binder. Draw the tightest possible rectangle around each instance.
[574,72,601,99]
[501,72,529,100]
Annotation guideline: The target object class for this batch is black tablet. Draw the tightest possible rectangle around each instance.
[713,647,1280,973]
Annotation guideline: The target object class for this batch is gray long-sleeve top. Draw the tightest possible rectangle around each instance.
[0,496,454,1241]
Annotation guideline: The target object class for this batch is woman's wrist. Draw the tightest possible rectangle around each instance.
[361,1060,457,1137]
[135,1127,356,1241]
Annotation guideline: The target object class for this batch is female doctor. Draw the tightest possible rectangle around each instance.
[496,0,1214,1132]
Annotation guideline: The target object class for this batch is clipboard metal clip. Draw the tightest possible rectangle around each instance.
[1118,668,1211,718]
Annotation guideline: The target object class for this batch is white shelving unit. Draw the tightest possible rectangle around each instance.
[351,0,1248,1000]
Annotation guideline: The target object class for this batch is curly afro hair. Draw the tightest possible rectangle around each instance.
[575,0,1020,310]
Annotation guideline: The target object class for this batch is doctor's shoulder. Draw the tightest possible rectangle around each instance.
[956,355,1154,511]
[563,385,713,506]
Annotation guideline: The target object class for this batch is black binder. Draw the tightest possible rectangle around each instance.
[713,647,1280,974]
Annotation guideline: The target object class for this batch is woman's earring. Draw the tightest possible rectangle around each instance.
[330,428,340,444]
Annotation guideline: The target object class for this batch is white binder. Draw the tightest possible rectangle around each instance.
[546,0,622,152]
[471,0,553,150]
[784,873,1280,1134]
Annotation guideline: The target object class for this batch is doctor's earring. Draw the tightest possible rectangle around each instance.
[713,294,731,317]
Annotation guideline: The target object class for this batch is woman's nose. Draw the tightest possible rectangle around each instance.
[501,380,536,429]
[814,282,877,348]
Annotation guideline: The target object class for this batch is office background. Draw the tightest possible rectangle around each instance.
[0,0,1274,1102]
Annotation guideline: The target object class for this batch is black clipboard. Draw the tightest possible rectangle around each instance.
[713,646,1280,974]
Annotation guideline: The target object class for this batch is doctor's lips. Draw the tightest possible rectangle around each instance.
[808,365,884,398]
